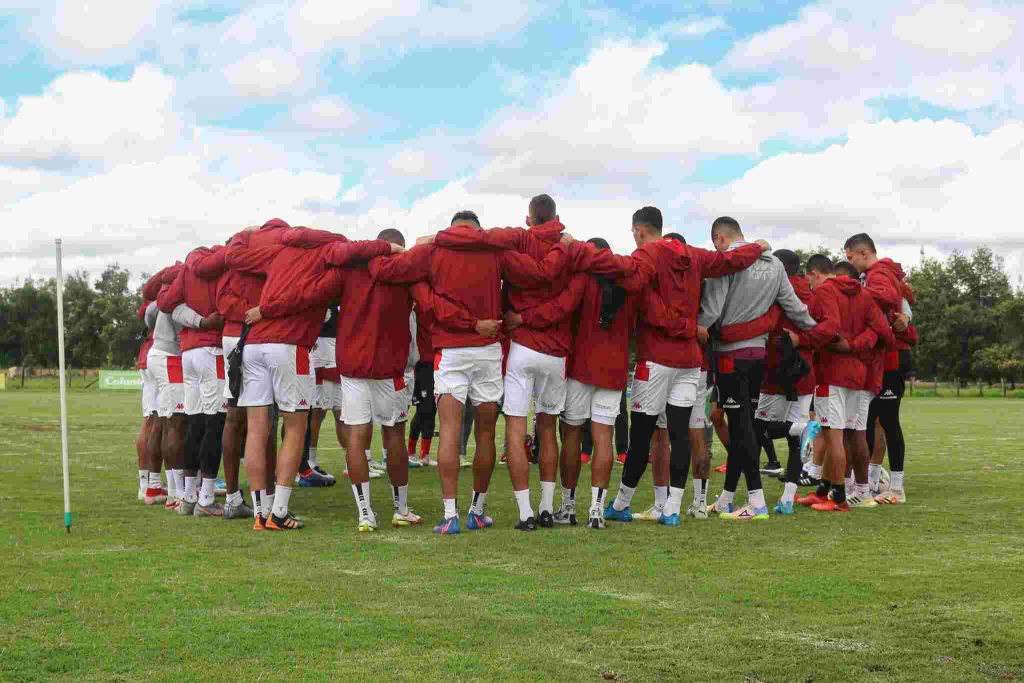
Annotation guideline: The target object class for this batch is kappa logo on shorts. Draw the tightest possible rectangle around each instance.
[632,401,642,410]
[757,410,768,418]
[723,398,740,409]
[175,403,184,410]
[880,389,897,399]
[399,411,407,420]
[299,399,308,407]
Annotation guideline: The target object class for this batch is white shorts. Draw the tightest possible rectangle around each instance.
[401,369,415,411]
[503,342,567,417]
[631,361,700,419]
[147,351,185,418]
[689,371,709,429]
[183,346,227,415]
[756,393,813,425]
[222,336,240,400]
[315,376,343,412]
[816,385,871,431]
[434,343,504,407]
[238,343,314,412]
[562,379,622,426]
[342,375,408,426]
[140,368,157,417]
[311,337,336,369]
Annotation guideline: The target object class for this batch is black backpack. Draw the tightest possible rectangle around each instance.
[226,324,251,406]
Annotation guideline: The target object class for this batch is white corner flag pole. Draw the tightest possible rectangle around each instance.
[55,239,72,533]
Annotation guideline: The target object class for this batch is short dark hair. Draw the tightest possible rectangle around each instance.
[774,248,800,277]
[711,216,742,239]
[843,233,876,253]
[806,254,834,275]
[451,210,480,226]
[529,194,557,224]
[664,232,686,244]
[587,237,610,250]
[377,228,405,246]
[835,261,860,279]
[632,206,663,233]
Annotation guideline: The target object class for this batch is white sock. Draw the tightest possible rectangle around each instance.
[514,489,534,521]
[251,490,262,518]
[612,483,636,511]
[183,476,199,503]
[198,478,216,507]
[469,490,487,516]
[718,489,735,507]
[138,469,149,491]
[271,485,292,519]
[653,485,668,509]
[308,447,318,469]
[789,420,807,437]
[844,475,854,497]
[857,483,870,498]
[591,486,606,512]
[393,484,408,514]
[664,486,685,516]
[807,463,822,480]
[748,489,766,510]
[561,486,575,507]
[539,481,555,513]
[782,482,798,504]
[171,469,184,500]
[891,470,904,491]
[148,471,162,488]
[351,481,371,519]
[442,497,458,519]
[365,449,373,462]
[264,492,275,517]
[868,463,882,488]
[226,490,243,507]
[692,479,708,506]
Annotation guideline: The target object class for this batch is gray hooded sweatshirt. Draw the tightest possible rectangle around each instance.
[699,241,817,353]
[145,301,204,356]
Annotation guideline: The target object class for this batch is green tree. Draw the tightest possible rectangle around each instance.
[93,264,144,368]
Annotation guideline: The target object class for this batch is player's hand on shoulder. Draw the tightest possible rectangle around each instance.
[475,319,501,338]
[390,243,407,254]
[415,234,434,247]
[244,307,263,324]
[755,239,771,253]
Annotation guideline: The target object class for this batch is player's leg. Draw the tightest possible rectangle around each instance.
[718,359,769,520]
[709,400,729,472]
[608,361,665,521]
[460,400,476,467]
[340,376,377,531]
[193,348,226,517]
[614,392,629,464]
[634,423,669,521]
[809,387,852,511]
[383,420,421,526]
[466,400,499,529]
[874,372,906,503]
[554,380,592,526]
[659,368,698,525]
[502,343,538,529]
[687,373,711,517]
[435,394,464,532]
[587,419,615,529]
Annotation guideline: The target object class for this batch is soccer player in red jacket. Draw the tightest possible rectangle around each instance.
[844,233,913,503]
[136,299,166,506]
[226,220,395,531]
[368,210,558,534]
[797,255,893,511]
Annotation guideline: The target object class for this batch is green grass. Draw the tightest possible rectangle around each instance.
[1,392,1022,682]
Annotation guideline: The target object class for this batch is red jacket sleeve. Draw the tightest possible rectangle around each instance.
[191,246,228,281]
[225,231,282,275]
[518,273,587,328]
[642,288,693,338]
[796,288,842,349]
[696,243,763,278]
[410,283,476,331]
[368,244,432,284]
[859,297,894,351]
[550,241,642,282]
[863,268,902,315]
[478,227,528,250]
[501,243,568,288]
[322,240,392,267]
[157,270,186,313]
[260,270,345,319]
[282,227,349,248]
[141,264,180,301]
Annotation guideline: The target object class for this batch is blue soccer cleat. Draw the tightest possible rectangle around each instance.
[603,504,633,522]
[466,512,493,530]
[658,512,681,526]
[774,500,795,515]
[433,516,460,535]
[298,468,335,487]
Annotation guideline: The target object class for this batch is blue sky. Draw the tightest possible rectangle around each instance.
[1,0,1022,283]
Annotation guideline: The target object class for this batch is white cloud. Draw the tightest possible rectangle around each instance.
[389,149,432,176]
[222,47,303,98]
[890,3,1015,56]
[0,64,179,166]
[36,0,167,65]
[664,16,728,38]
[292,97,359,131]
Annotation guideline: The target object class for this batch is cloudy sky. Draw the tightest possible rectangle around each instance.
[2,0,1022,285]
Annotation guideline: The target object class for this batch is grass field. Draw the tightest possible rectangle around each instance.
[2,391,1022,682]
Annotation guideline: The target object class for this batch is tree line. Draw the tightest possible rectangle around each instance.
[2,248,1022,385]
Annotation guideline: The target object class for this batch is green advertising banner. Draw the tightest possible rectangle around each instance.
[98,370,143,391]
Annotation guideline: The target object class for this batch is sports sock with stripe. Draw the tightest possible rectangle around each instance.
[890,470,904,491]
[611,483,636,511]
[419,438,432,457]
[442,497,458,520]
[308,447,318,469]
[748,489,766,510]
[591,487,606,513]
[272,485,292,519]
[514,489,534,521]
[138,469,149,493]
[653,485,668,509]
[350,482,370,519]
[183,476,199,503]
[664,486,684,516]
[469,490,487,516]
[392,484,408,514]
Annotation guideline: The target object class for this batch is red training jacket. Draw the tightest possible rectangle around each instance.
[156,245,225,352]
[810,276,893,391]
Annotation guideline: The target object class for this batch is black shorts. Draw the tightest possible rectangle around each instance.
[412,360,435,406]
[715,357,765,411]
[879,370,905,400]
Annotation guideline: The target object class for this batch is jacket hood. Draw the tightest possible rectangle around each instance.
[435,224,504,252]
[875,257,906,281]
[658,237,692,272]
[789,274,812,303]
[831,275,862,296]
[184,244,219,266]
[261,218,291,231]
[528,220,565,242]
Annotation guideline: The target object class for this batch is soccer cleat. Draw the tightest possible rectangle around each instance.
[588,511,605,529]
[144,487,167,506]
[721,504,769,521]
[800,420,821,462]
[165,498,180,511]
[312,466,336,483]
[761,461,783,476]
[466,511,494,530]
[515,516,538,531]
[223,499,253,520]
[811,499,850,512]
[177,500,197,516]
[407,456,422,468]
[874,489,906,505]
[580,453,591,465]
[419,456,437,467]
[392,509,423,527]
[459,456,473,468]
[368,460,387,474]
[498,451,508,465]
[797,471,820,487]
[658,512,681,526]
[537,510,554,528]
[358,515,378,532]
[773,500,795,515]
[552,503,577,526]
[686,503,709,519]
[706,497,734,515]
[214,478,227,495]
[846,494,878,509]
[433,516,461,535]
[194,502,224,517]
[714,461,728,473]
[252,515,267,531]
[616,452,627,465]
[603,504,633,522]
[795,491,829,506]
[633,504,665,521]
[298,468,336,487]
[265,512,305,530]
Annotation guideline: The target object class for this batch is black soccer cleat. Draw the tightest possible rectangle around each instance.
[515,516,537,531]
[537,510,554,528]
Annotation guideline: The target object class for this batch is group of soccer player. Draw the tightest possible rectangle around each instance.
[132,194,916,535]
